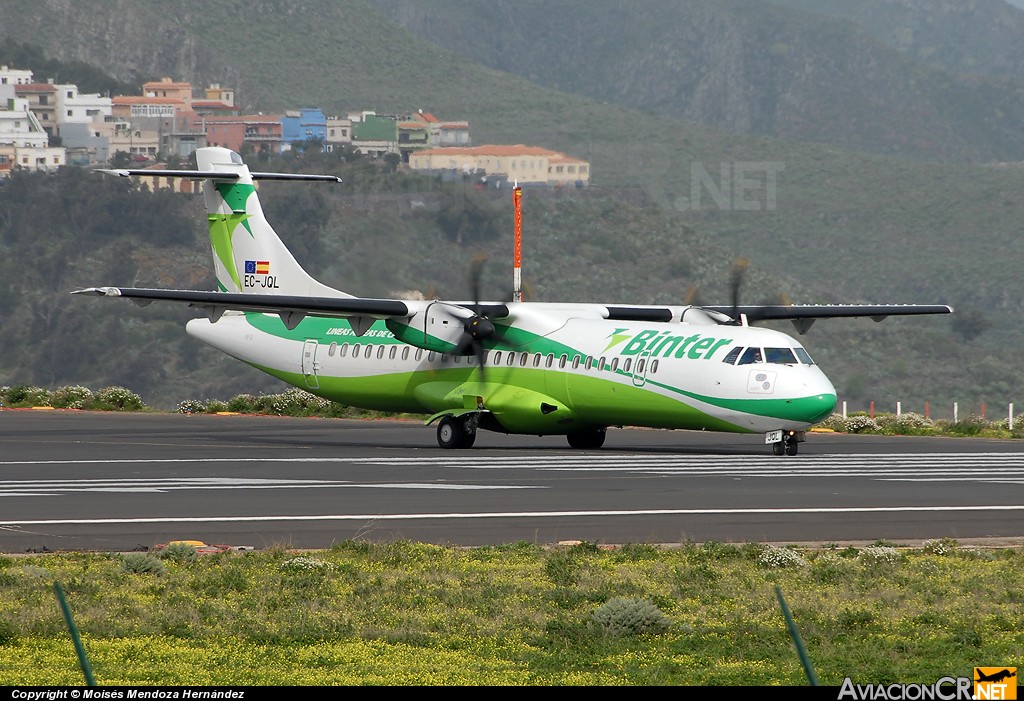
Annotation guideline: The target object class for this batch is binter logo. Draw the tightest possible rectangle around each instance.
[974,668,1017,700]
[604,329,734,361]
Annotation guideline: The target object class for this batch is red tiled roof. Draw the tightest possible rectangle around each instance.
[14,83,57,93]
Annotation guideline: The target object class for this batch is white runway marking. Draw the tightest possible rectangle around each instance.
[3,504,1024,527]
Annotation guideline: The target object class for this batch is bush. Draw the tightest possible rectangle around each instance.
[176,399,207,414]
[757,544,808,569]
[94,386,146,411]
[120,553,166,575]
[50,385,95,409]
[156,542,198,563]
[2,385,51,407]
[876,412,935,434]
[590,597,670,637]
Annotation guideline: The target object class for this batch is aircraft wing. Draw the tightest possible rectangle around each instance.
[701,303,954,334]
[72,287,413,329]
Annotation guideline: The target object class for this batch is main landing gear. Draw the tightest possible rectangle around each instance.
[769,429,801,456]
[436,414,477,449]
[566,428,607,450]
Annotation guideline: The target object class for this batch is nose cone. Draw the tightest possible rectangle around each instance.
[799,371,837,423]
[803,391,838,424]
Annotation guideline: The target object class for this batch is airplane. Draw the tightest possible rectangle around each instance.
[74,146,953,454]
[975,669,1016,684]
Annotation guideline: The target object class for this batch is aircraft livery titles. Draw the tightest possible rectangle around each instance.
[612,328,734,360]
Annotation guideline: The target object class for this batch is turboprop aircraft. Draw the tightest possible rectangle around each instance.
[75,146,952,454]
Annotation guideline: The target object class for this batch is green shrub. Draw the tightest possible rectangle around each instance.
[95,386,146,411]
[176,399,207,414]
[120,553,166,575]
[157,542,198,563]
[2,384,51,407]
[50,385,95,409]
[590,596,670,637]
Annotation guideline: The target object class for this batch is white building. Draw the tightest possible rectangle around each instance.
[0,65,34,87]
[55,83,112,132]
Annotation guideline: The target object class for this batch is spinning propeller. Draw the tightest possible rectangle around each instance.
[454,255,501,373]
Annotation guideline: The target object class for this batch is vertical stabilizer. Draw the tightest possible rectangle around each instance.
[196,147,349,298]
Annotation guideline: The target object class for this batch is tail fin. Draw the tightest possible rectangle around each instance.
[196,147,348,297]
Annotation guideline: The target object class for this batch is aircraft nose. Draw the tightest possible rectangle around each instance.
[803,391,837,424]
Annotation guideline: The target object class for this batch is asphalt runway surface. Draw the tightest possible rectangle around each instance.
[1,410,1022,553]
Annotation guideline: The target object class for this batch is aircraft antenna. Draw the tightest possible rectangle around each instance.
[513,182,523,302]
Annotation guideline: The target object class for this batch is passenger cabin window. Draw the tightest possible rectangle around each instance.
[340,343,349,358]
[507,352,515,366]
[415,348,423,361]
[377,346,386,359]
[328,342,337,357]
[722,347,743,365]
[533,353,542,367]
[389,347,397,360]
[402,347,410,361]
[546,354,554,368]
[559,354,568,369]
[610,358,619,372]
[520,353,528,367]
[493,351,502,365]
[738,347,762,365]
[623,358,632,373]
[765,347,798,365]
[795,347,815,365]
[650,359,659,374]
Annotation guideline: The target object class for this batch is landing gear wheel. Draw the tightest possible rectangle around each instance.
[566,428,606,449]
[784,437,799,456]
[437,415,475,449]
[772,441,785,456]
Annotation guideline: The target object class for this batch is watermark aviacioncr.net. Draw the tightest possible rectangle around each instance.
[836,668,1017,701]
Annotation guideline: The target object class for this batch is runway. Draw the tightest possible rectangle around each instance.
[1,410,1022,552]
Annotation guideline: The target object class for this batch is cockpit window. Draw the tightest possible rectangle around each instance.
[722,347,743,365]
[765,347,798,365]
[738,347,762,365]
[794,347,814,365]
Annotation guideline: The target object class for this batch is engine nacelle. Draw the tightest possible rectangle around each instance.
[386,301,475,354]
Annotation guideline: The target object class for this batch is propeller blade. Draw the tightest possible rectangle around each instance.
[729,257,749,320]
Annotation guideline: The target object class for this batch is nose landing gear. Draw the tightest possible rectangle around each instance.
[767,429,803,456]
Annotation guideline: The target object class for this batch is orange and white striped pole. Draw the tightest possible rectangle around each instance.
[513,183,523,302]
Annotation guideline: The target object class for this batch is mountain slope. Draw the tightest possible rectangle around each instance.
[373,0,1024,163]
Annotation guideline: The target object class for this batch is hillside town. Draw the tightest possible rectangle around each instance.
[0,68,590,188]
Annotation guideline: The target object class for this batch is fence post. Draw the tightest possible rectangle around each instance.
[870,401,875,419]
[1010,403,1014,431]
[981,402,986,419]
[896,401,901,417]
[924,401,930,419]
[954,402,958,423]
[842,400,847,419]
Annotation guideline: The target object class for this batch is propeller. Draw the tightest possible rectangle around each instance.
[455,255,499,373]
[729,257,750,323]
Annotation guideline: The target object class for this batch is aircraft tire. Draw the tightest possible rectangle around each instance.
[566,428,606,450]
[437,415,473,449]
[785,440,799,456]
[772,441,785,456]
